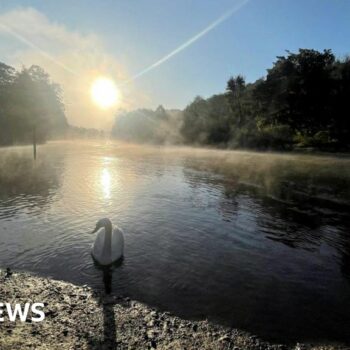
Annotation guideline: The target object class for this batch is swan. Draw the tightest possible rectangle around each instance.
[91,218,124,265]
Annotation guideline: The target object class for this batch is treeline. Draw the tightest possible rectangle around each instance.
[112,105,183,144]
[66,125,106,139]
[0,62,68,146]
[181,49,350,151]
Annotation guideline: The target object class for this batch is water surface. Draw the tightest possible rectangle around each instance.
[0,141,350,343]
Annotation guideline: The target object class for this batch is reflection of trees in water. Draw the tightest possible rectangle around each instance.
[232,184,350,281]
[0,149,64,218]
[182,162,240,217]
[183,158,350,281]
[183,153,350,206]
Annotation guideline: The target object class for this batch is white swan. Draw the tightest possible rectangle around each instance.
[91,218,124,265]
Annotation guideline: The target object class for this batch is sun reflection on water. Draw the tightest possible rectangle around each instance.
[101,168,111,199]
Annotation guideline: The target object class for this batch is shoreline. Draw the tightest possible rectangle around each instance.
[1,139,350,160]
[0,269,345,350]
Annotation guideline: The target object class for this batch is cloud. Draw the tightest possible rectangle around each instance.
[0,7,145,130]
[0,7,97,54]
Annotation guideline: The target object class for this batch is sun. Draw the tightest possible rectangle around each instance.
[91,77,120,109]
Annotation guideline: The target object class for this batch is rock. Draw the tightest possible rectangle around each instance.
[147,330,157,339]
[218,334,230,342]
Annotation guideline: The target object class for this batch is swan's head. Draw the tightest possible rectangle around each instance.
[92,218,112,234]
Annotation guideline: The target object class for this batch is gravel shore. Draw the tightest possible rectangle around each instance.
[0,269,346,350]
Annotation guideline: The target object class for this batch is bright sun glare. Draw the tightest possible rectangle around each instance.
[101,168,111,199]
[91,77,119,109]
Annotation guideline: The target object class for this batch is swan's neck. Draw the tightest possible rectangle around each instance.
[102,224,112,257]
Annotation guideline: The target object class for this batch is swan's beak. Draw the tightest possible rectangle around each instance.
[91,227,98,234]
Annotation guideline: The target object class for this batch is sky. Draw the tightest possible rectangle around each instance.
[0,0,350,129]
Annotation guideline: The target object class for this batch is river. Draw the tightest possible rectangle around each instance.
[0,141,349,343]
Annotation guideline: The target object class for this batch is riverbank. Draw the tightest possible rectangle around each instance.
[0,270,344,350]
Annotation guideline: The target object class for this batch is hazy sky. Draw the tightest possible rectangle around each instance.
[0,0,350,129]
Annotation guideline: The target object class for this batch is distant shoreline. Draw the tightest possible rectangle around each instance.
[1,139,350,160]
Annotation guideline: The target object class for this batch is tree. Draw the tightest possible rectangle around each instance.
[115,48,350,151]
[181,96,208,144]
[27,65,68,138]
[0,62,68,147]
[112,107,181,144]
[254,49,335,136]
[331,57,350,145]
[0,63,16,145]
[226,75,246,128]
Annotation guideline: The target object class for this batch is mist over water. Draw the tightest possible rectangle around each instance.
[0,141,350,343]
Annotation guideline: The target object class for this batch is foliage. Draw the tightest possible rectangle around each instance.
[181,95,232,146]
[0,63,67,146]
[180,49,350,151]
[112,106,183,145]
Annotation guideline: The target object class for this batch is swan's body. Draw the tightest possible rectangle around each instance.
[91,218,124,265]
